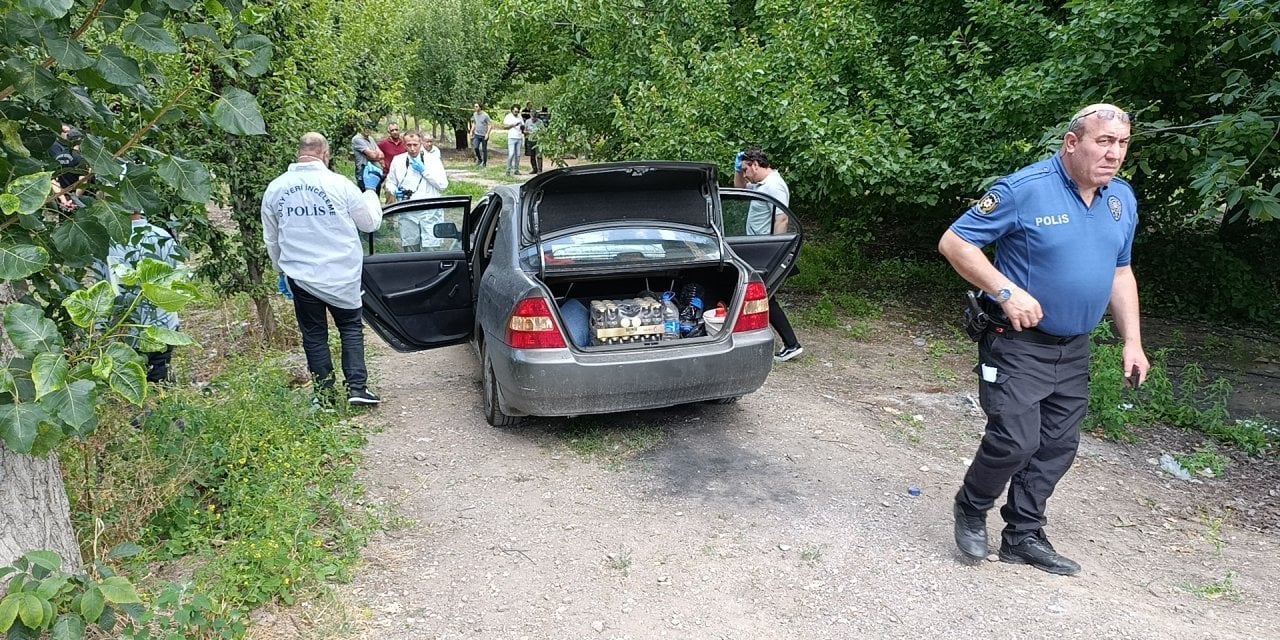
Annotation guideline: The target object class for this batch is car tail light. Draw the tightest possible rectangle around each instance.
[506,297,568,349]
[734,282,770,333]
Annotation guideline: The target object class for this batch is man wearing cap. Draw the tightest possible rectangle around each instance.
[938,103,1149,575]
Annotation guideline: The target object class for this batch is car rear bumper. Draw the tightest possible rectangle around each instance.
[488,329,775,417]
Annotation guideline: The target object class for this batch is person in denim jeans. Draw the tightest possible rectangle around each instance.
[469,103,492,167]
[502,104,525,175]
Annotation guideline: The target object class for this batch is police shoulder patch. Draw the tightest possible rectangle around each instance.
[1108,195,1123,221]
[976,191,1000,216]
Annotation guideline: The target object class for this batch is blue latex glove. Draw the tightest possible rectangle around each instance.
[734,151,745,173]
[410,158,426,175]
[395,188,407,201]
[362,163,384,190]
[277,274,293,300]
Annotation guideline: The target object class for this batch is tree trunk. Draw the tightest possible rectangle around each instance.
[0,443,83,570]
[0,284,83,571]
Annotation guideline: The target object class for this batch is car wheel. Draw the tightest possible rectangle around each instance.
[483,351,522,428]
[709,396,741,405]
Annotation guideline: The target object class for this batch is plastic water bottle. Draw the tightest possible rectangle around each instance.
[661,292,680,340]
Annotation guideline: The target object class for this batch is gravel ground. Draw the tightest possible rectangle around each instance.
[267,322,1277,640]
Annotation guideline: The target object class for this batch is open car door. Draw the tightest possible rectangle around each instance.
[360,196,475,352]
[719,188,804,293]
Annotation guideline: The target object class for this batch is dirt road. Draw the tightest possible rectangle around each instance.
[313,325,1276,639]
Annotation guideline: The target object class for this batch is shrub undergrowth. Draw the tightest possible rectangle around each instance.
[56,356,377,636]
[1087,322,1278,457]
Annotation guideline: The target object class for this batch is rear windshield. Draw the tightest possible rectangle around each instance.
[521,228,720,271]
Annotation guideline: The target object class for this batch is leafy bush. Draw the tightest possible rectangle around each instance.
[0,548,239,640]
[1136,228,1280,328]
[58,356,377,635]
[1087,322,1277,456]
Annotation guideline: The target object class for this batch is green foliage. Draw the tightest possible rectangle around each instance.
[0,548,240,639]
[120,358,375,610]
[50,354,376,637]
[170,0,421,312]
[1087,322,1277,455]
[1,256,197,454]
[407,0,511,130]
[486,0,1279,324]
[1,0,270,456]
[1176,443,1230,478]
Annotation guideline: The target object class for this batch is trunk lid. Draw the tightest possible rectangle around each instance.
[522,162,726,279]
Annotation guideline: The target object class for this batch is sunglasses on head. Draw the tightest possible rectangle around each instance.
[1071,108,1134,130]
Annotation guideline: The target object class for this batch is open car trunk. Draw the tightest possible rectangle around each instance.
[540,264,742,350]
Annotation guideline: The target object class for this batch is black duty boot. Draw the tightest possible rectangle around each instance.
[953,501,989,560]
[998,533,1081,576]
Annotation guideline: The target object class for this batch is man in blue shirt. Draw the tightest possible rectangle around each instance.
[938,103,1150,575]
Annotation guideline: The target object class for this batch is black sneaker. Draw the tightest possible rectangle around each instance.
[774,345,804,362]
[348,388,381,405]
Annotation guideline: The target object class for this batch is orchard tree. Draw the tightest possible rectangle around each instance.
[1,0,268,569]
[406,0,512,149]
[165,0,419,340]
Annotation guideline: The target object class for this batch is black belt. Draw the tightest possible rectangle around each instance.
[977,297,1082,345]
[989,324,1081,345]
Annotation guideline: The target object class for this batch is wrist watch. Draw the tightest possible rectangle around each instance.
[995,283,1016,303]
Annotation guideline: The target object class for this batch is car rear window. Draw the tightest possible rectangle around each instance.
[521,228,720,271]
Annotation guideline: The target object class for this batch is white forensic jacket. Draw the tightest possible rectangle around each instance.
[386,147,447,201]
[261,161,383,309]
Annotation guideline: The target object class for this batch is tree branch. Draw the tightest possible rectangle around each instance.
[0,0,111,103]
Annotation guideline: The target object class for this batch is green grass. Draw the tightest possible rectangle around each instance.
[1087,322,1279,456]
[1184,572,1242,600]
[61,355,379,634]
[444,179,489,199]
[1176,443,1230,478]
[556,421,665,468]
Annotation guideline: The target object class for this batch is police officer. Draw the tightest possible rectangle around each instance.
[261,132,385,406]
[938,103,1150,575]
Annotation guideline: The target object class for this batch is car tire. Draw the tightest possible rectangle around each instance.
[483,351,522,428]
[709,396,741,405]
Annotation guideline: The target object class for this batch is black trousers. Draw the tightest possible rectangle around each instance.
[957,330,1089,545]
[146,346,173,384]
[769,297,799,349]
[472,135,488,166]
[527,141,542,173]
[289,278,368,392]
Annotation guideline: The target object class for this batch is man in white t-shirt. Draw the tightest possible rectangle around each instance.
[385,132,449,251]
[733,147,802,362]
[502,104,525,176]
[261,132,385,405]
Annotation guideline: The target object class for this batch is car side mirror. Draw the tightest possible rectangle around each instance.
[433,222,460,239]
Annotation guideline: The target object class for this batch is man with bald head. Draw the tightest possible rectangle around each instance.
[262,132,386,406]
[938,104,1149,575]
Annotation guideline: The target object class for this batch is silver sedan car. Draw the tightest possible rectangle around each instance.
[360,162,802,426]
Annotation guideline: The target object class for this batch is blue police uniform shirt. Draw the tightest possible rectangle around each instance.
[950,154,1138,337]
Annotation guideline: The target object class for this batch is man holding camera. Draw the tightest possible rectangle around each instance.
[385,132,448,252]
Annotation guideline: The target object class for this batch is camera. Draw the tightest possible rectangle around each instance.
[397,188,413,201]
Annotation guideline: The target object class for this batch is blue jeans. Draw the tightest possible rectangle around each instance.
[472,135,488,166]
[289,278,368,392]
[507,138,523,174]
